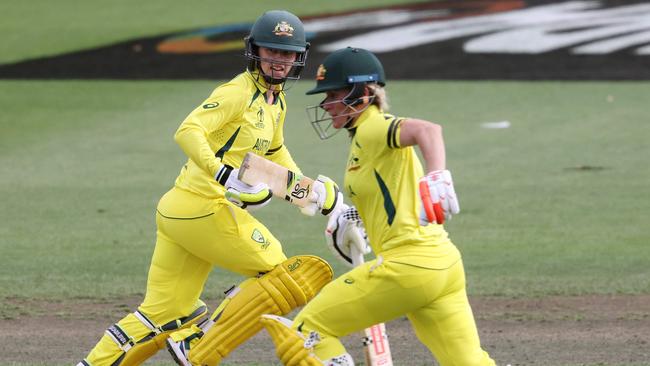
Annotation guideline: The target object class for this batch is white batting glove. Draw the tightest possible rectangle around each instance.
[215,164,272,211]
[418,170,460,225]
[302,175,343,216]
[325,205,372,267]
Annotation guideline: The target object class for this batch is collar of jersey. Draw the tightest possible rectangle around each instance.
[348,104,381,131]
[246,69,275,94]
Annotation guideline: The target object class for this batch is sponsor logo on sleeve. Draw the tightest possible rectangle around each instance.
[203,102,219,109]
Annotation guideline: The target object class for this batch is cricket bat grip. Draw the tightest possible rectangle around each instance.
[298,197,319,216]
[349,229,367,267]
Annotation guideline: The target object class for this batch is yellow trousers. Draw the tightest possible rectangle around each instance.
[83,187,286,365]
[294,244,495,366]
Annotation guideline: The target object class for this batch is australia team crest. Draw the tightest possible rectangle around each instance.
[273,21,294,37]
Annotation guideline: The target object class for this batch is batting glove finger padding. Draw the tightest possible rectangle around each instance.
[418,169,460,225]
[325,205,372,267]
[216,165,273,210]
[311,175,342,216]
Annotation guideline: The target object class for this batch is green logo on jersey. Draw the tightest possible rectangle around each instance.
[251,228,271,249]
[253,138,270,152]
[203,102,219,109]
[251,229,265,243]
[255,107,266,128]
[344,278,355,284]
[257,107,264,121]
[347,155,360,172]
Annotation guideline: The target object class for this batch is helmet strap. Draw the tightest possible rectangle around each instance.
[343,116,355,130]
[341,84,375,129]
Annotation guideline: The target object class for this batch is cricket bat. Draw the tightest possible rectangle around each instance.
[238,152,319,214]
[349,231,394,366]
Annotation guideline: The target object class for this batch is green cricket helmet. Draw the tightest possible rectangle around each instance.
[306,47,385,95]
[245,10,310,85]
[306,47,386,139]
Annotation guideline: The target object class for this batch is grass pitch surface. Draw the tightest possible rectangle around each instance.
[1,80,648,298]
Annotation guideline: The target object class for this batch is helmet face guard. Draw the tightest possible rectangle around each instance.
[306,99,343,140]
[305,47,386,139]
[307,84,376,140]
[244,39,309,88]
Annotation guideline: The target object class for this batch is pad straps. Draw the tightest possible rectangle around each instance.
[105,324,135,352]
[134,304,208,335]
[106,305,208,351]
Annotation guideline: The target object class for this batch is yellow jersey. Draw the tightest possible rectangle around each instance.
[344,105,452,255]
[173,71,300,199]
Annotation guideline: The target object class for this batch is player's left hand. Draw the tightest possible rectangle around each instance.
[325,205,371,267]
[217,165,273,211]
[301,175,343,216]
[418,169,460,225]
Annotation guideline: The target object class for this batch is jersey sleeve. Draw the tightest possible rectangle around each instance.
[386,115,404,149]
[361,113,405,156]
[174,83,245,177]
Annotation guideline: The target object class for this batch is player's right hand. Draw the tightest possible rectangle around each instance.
[310,175,343,216]
[418,169,460,225]
[325,204,371,267]
[215,164,273,211]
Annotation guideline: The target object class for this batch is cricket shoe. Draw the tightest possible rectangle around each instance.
[166,336,194,366]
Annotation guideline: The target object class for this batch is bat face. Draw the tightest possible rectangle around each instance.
[364,323,393,366]
[285,170,313,202]
[238,152,316,208]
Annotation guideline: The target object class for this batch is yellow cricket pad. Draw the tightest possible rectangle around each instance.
[261,315,323,366]
[118,304,207,366]
[189,255,332,366]
[84,302,207,366]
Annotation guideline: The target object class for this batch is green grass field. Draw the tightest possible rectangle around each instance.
[2,79,649,298]
[1,1,650,365]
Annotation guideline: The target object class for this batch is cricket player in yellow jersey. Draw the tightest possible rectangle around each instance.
[261,47,496,366]
[77,11,342,366]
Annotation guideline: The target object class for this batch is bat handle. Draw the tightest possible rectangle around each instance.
[349,234,366,267]
[299,203,318,216]
[300,191,320,216]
